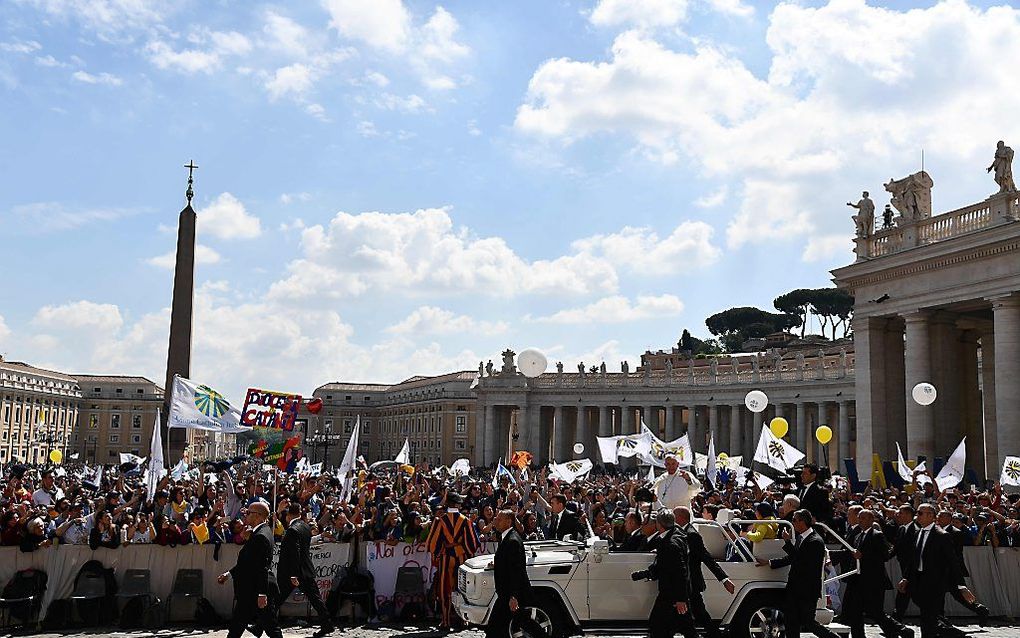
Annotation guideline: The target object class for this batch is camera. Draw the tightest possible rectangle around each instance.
[630,570,650,581]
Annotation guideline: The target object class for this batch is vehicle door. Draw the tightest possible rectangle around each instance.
[586,549,657,621]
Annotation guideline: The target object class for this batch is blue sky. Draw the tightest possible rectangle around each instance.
[2,0,1019,401]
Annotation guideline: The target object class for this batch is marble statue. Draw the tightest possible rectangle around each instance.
[709,357,718,380]
[643,365,651,384]
[621,361,629,374]
[556,361,564,374]
[988,140,1016,193]
[665,359,673,375]
[478,361,484,377]
[578,362,586,375]
[847,191,875,237]
[885,171,933,220]
[796,352,805,369]
[500,349,516,374]
[599,361,607,375]
[485,360,494,376]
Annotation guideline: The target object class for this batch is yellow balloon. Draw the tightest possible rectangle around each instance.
[769,417,789,439]
[400,464,415,475]
[815,425,833,445]
[49,449,62,464]
[717,452,729,461]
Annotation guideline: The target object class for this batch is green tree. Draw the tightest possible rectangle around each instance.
[811,288,854,339]
[705,307,801,352]
[774,289,814,337]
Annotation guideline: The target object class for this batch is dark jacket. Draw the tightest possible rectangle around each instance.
[944,524,970,578]
[619,529,648,552]
[646,527,691,604]
[903,525,962,598]
[547,510,583,541]
[494,529,532,604]
[798,483,832,523]
[681,523,728,592]
[278,519,316,582]
[769,528,826,605]
[831,525,893,590]
[230,522,279,600]
[888,522,917,570]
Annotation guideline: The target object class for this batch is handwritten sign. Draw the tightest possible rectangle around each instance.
[275,544,351,615]
[241,387,302,431]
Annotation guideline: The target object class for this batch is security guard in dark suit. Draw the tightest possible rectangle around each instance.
[674,506,734,638]
[218,501,283,638]
[277,503,332,636]
[887,504,917,620]
[632,510,697,638]
[488,509,533,638]
[619,511,648,552]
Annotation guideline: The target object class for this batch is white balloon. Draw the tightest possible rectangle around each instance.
[744,390,769,413]
[573,443,584,455]
[912,382,937,406]
[517,348,548,378]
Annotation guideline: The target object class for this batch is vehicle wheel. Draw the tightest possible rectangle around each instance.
[729,595,785,638]
[511,606,554,638]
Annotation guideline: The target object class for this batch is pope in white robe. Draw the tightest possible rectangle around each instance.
[653,455,700,509]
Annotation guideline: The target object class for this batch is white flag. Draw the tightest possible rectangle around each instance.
[641,424,694,468]
[394,438,410,464]
[597,436,620,464]
[308,462,324,476]
[550,459,593,483]
[706,434,718,485]
[450,458,472,477]
[493,462,515,488]
[145,409,167,499]
[914,461,932,486]
[338,417,361,501]
[69,452,80,460]
[753,425,805,471]
[120,452,146,466]
[935,438,966,491]
[171,457,188,480]
[646,465,656,483]
[168,375,249,433]
[1000,456,1020,487]
[895,443,914,483]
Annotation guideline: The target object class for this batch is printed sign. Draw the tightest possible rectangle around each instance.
[240,387,302,431]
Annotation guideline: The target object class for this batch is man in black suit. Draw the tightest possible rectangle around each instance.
[633,510,697,638]
[277,503,332,636]
[830,509,912,638]
[939,511,990,625]
[674,506,734,638]
[547,494,584,541]
[797,464,832,524]
[757,509,840,638]
[897,504,974,638]
[618,511,648,552]
[887,504,917,619]
[488,509,532,638]
[218,501,283,638]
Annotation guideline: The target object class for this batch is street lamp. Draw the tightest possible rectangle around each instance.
[34,424,67,464]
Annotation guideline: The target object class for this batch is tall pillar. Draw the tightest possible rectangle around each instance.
[524,404,541,464]
[598,406,611,437]
[796,402,808,461]
[981,334,998,474]
[959,330,984,479]
[904,311,935,460]
[576,406,589,459]
[665,406,677,440]
[642,405,655,435]
[728,406,741,456]
[838,401,850,467]
[479,403,494,465]
[164,183,198,461]
[852,316,888,469]
[883,321,906,457]
[992,295,1020,473]
[930,313,962,455]
[553,405,566,462]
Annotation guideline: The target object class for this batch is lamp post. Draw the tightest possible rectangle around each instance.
[34,424,67,464]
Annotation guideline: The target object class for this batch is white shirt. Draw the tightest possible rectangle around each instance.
[32,486,64,507]
[500,527,514,542]
[654,470,697,509]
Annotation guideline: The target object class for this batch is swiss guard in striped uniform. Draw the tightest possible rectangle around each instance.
[427,492,480,629]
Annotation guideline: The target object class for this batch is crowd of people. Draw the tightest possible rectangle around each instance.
[0,452,1015,635]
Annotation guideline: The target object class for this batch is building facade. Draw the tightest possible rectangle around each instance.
[73,375,164,464]
[473,348,856,469]
[0,358,81,464]
[306,372,478,467]
[833,184,1020,478]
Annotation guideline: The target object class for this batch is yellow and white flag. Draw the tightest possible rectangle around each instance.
[753,425,805,471]
[1000,456,1020,487]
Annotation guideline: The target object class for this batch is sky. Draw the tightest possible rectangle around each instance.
[1,0,1019,402]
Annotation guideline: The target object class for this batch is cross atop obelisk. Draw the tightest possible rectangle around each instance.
[164,160,199,461]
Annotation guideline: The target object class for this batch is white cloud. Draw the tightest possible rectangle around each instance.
[571,221,721,275]
[386,306,508,335]
[3,202,137,233]
[0,40,42,54]
[24,0,170,37]
[536,294,684,324]
[705,0,754,18]
[517,1,1020,255]
[467,119,482,136]
[145,29,251,74]
[590,0,688,29]
[357,120,379,137]
[197,192,261,240]
[802,234,854,263]
[280,192,312,205]
[265,63,316,100]
[71,70,123,86]
[0,315,10,347]
[34,300,123,333]
[263,11,312,58]
[268,207,620,300]
[147,244,223,269]
[374,93,427,112]
[35,55,68,68]
[306,103,329,121]
[324,0,411,53]
[364,71,390,87]
[694,186,727,208]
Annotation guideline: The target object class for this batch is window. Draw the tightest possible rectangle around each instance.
[137,388,144,394]
[0,450,5,460]
[89,414,98,428]
[2,404,8,423]
[345,395,352,401]
[109,434,120,443]
[343,419,352,434]
[131,435,141,444]
[116,388,123,394]
[456,440,466,450]
[456,415,466,433]
[1,431,6,441]
[132,415,142,428]
[93,387,101,393]
[363,420,371,434]
[111,414,121,429]
[364,396,371,402]
[109,450,118,458]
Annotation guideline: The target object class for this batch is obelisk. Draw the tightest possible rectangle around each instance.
[164,161,198,461]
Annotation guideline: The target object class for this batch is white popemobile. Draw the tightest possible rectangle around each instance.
[453,517,855,638]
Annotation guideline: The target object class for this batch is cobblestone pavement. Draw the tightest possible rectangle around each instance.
[9,621,1015,638]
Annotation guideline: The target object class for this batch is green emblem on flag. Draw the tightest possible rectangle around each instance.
[194,385,230,418]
